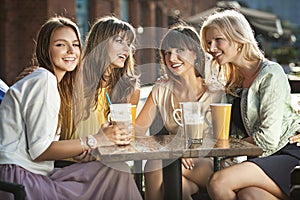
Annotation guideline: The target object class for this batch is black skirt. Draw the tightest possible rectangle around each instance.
[249,143,300,196]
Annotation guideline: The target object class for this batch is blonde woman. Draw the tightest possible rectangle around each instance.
[201,9,300,200]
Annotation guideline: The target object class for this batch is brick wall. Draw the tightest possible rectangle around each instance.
[0,0,217,85]
[0,0,75,85]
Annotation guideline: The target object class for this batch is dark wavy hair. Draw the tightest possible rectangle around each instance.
[159,23,206,83]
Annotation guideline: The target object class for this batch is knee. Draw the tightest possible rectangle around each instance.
[207,171,227,196]
[237,190,255,200]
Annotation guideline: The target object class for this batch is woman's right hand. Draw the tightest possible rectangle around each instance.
[181,158,195,170]
[97,122,132,146]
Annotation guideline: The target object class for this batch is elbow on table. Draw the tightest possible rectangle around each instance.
[253,136,279,153]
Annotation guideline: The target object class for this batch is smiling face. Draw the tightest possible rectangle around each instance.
[107,33,131,69]
[164,47,196,76]
[49,27,80,81]
[204,27,240,65]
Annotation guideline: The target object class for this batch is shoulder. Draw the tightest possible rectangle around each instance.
[32,68,57,84]
[10,68,58,102]
[258,59,287,82]
[152,81,173,94]
[14,68,56,88]
[150,81,173,105]
[260,59,285,75]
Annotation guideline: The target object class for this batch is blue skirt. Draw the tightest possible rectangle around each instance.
[249,143,300,196]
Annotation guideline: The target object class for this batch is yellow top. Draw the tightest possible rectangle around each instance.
[74,88,109,139]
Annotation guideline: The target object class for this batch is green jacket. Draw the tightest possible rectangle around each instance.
[225,59,300,157]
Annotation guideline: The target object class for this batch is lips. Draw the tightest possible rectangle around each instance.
[118,54,128,61]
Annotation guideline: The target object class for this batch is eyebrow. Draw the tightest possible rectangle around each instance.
[53,39,79,43]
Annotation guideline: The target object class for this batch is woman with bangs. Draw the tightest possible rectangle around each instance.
[71,16,140,144]
[200,10,300,200]
[135,23,224,200]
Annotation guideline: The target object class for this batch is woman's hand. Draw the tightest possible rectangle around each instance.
[15,66,38,82]
[289,130,300,146]
[72,149,96,162]
[97,122,132,146]
[155,74,169,83]
[181,158,195,170]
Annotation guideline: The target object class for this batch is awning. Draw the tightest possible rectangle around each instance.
[188,1,293,40]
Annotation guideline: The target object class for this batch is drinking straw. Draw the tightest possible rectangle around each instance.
[105,92,112,105]
[106,92,114,122]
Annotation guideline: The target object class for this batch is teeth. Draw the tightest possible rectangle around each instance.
[63,57,75,61]
[214,53,222,59]
[118,55,126,59]
[172,63,182,68]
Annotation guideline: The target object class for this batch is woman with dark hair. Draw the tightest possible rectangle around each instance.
[136,24,224,200]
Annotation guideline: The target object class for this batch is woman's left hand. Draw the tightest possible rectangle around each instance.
[73,149,96,162]
[289,130,300,146]
[181,158,195,170]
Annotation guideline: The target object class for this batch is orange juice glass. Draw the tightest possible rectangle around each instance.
[131,105,136,141]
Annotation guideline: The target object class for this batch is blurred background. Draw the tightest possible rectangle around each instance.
[1,0,299,87]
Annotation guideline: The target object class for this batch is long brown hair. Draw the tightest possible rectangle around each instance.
[33,16,82,139]
[81,16,139,120]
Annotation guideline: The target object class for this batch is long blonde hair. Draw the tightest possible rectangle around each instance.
[33,16,82,139]
[200,9,264,96]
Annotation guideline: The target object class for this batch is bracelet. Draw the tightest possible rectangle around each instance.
[79,137,85,153]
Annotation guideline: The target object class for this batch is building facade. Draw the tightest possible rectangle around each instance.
[0,0,217,85]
